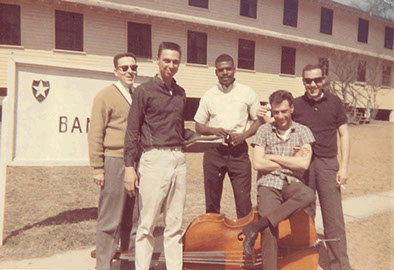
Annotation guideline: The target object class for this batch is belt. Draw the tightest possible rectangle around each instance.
[143,146,183,152]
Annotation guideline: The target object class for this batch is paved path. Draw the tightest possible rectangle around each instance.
[0,190,393,270]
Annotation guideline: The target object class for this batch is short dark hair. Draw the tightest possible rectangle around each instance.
[302,64,324,78]
[157,42,182,58]
[269,90,294,107]
[215,54,234,67]
[113,53,137,68]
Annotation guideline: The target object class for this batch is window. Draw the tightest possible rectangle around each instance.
[281,46,296,75]
[358,18,369,43]
[0,3,21,45]
[320,7,333,35]
[382,65,391,86]
[384,27,393,50]
[357,60,366,82]
[0,88,6,96]
[187,30,207,65]
[238,39,255,70]
[55,10,83,51]
[189,0,208,9]
[283,0,298,27]
[128,22,152,59]
[319,57,329,76]
[240,0,257,18]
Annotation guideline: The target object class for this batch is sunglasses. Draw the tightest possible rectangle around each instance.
[117,65,138,72]
[304,77,324,84]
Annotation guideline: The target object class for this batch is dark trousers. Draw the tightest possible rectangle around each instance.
[203,142,252,219]
[306,156,351,270]
[258,182,315,270]
[96,157,139,270]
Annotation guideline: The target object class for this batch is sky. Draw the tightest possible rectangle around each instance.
[333,0,394,21]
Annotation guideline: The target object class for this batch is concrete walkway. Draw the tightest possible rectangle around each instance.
[0,190,393,270]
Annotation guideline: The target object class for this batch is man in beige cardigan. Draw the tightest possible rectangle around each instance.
[88,52,139,270]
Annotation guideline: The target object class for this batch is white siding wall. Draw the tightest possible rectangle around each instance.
[0,0,393,109]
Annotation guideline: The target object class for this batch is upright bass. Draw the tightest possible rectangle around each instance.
[145,207,319,269]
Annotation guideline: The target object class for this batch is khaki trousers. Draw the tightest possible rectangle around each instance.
[135,148,187,270]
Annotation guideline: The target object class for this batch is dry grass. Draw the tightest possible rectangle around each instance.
[0,121,393,269]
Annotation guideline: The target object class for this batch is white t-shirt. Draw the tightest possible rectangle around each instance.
[194,81,260,134]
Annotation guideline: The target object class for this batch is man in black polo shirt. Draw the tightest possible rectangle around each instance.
[292,64,353,270]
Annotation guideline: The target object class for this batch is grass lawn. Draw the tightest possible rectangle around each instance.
[0,121,393,269]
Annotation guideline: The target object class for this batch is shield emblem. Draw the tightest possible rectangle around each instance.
[32,80,50,103]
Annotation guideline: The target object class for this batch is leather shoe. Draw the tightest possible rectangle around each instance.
[90,248,121,259]
[242,231,258,256]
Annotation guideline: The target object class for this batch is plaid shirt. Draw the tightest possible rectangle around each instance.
[252,121,315,190]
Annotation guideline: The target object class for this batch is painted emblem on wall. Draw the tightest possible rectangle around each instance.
[32,80,50,102]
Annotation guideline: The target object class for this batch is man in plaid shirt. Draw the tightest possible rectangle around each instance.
[241,90,316,270]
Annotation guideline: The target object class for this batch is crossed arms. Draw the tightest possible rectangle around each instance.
[253,143,313,173]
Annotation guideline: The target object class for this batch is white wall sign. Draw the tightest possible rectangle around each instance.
[0,56,150,244]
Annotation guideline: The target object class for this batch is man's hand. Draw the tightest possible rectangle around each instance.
[257,105,274,123]
[336,168,349,187]
[93,173,105,187]
[124,166,139,197]
[257,105,270,118]
[230,133,246,146]
[293,145,311,157]
[211,127,231,137]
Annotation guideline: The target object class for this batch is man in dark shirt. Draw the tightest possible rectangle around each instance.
[123,42,193,270]
[292,64,353,270]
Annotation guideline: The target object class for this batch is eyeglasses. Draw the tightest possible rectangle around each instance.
[117,65,138,72]
[304,77,324,85]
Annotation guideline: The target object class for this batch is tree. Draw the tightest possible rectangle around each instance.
[326,50,384,123]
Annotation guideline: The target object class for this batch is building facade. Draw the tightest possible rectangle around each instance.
[1,0,393,119]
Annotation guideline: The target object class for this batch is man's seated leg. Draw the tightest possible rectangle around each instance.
[242,183,315,257]
[242,186,282,257]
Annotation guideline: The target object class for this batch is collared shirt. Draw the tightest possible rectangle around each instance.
[293,91,347,158]
[114,81,134,105]
[252,121,315,190]
[194,81,260,134]
[124,75,192,167]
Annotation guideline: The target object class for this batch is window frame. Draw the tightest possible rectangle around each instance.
[240,0,257,19]
[320,7,333,35]
[280,46,296,75]
[127,21,152,59]
[55,10,84,52]
[283,0,298,28]
[238,38,255,70]
[0,3,21,46]
[357,18,369,44]
[384,26,393,50]
[187,30,208,65]
[188,0,209,9]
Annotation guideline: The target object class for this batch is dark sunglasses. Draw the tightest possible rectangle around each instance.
[304,77,324,84]
[118,65,138,72]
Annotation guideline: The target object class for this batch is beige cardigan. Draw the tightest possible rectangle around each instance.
[88,84,130,174]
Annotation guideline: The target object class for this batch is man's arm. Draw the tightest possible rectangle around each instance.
[230,118,264,146]
[252,145,283,172]
[123,88,144,197]
[88,94,108,187]
[195,122,230,137]
[337,123,350,186]
[265,143,313,172]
